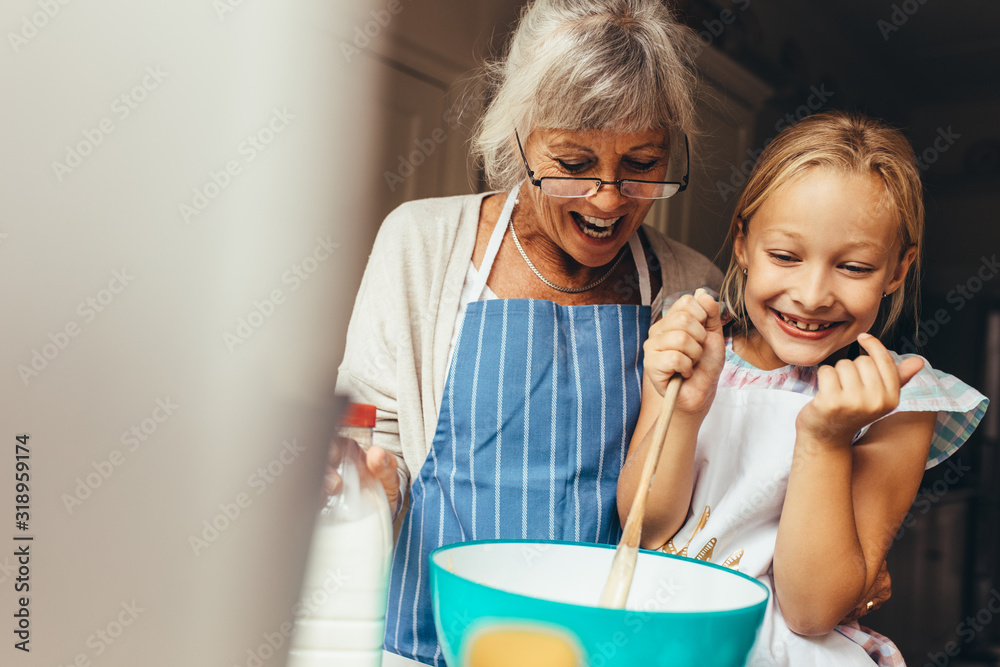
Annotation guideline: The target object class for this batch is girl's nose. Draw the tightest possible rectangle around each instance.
[792,266,835,310]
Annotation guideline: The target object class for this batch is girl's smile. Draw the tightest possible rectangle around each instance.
[772,309,840,335]
[734,167,917,370]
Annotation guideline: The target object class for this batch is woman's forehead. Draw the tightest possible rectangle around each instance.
[530,127,669,151]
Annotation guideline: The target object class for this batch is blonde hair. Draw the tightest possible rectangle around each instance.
[472,0,699,191]
[719,110,924,339]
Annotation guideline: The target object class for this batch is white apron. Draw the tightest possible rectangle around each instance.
[664,385,888,666]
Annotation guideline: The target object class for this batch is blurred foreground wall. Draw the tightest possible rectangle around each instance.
[0,2,382,665]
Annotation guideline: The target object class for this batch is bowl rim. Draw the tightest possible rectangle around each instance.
[429,538,770,616]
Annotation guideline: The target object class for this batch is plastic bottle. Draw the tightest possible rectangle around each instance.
[287,403,393,667]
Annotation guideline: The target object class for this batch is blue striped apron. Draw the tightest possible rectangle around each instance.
[384,188,652,665]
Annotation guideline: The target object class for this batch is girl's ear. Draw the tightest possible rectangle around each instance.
[886,244,918,294]
[733,217,748,270]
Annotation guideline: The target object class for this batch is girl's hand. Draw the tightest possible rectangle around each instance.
[642,290,724,414]
[796,333,924,445]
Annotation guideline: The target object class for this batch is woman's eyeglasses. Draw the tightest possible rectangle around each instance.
[515,130,689,200]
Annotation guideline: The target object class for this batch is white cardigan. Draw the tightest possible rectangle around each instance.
[336,192,722,498]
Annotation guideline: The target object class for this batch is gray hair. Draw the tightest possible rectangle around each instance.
[473,0,700,191]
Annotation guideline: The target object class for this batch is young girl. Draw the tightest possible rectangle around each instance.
[617,111,988,666]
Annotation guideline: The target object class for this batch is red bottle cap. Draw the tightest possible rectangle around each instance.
[342,403,376,428]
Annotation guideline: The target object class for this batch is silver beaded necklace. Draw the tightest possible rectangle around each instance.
[508,218,627,294]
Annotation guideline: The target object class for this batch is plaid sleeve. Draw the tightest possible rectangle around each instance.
[835,622,907,666]
[890,353,989,470]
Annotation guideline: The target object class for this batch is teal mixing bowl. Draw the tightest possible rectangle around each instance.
[430,539,768,667]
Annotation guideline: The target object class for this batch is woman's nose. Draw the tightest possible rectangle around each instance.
[586,180,629,210]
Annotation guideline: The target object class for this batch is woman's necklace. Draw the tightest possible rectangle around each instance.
[508,219,627,294]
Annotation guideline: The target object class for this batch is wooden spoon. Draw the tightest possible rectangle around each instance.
[599,373,683,608]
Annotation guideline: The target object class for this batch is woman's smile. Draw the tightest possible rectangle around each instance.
[570,211,623,239]
[518,127,670,272]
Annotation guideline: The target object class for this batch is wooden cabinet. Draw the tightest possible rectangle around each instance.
[361,1,772,266]
[866,490,974,661]
[650,46,772,265]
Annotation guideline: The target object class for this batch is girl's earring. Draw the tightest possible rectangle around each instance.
[882,292,888,298]
[742,268,747,276]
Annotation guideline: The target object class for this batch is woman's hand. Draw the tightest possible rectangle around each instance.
[795,333,924,446]
[365,445,401,511]
[324,440,401,512]
[840,559,892,624]
[642,289,725,415]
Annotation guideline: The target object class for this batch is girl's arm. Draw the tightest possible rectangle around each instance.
[617,291,724,549]
[773,334,934,635]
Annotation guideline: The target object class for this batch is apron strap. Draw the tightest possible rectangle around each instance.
[470,185,653,306]
[629,232,652,307]
[467,187,518,300]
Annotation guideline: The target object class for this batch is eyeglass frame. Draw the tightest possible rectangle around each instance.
[514,129,689,199]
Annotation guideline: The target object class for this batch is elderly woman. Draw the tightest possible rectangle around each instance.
[337,0,722,664]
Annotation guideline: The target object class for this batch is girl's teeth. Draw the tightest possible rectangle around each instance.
[779,313,832,331]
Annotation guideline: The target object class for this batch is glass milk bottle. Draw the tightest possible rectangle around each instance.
[287,403,393,667]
